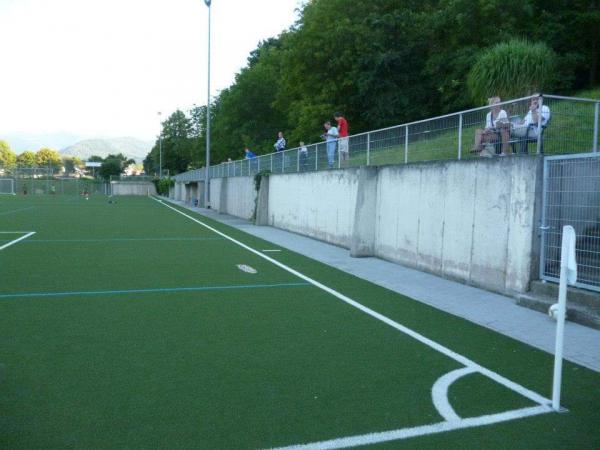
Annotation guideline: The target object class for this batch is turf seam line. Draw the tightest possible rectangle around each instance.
[0,282,310,299]
[0,231,36,251]
[153,197,552,408]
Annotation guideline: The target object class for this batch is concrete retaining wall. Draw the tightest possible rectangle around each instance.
[208,177,256,220]
[173,156,542,294]
[111,182,156,196]
[374,157,540,293]
[268,170,359,248]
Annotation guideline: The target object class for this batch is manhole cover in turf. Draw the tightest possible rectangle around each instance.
[237,264,257,274]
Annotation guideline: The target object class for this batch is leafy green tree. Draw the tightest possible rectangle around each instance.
[0,140,17,169]
[35,148,62,169]
[98,153,135,179]
[88,155,104,162]
[467,39,557,103]
[62,156,83,174]
[17,150,36,167]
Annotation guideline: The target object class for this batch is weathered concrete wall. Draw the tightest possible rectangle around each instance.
[374,157,541,293]
[111,182,156,196]
[268,170,359,248]
[184,156,542,294]
[210,176,256,220]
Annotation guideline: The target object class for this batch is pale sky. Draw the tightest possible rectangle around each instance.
[0,0,302,142]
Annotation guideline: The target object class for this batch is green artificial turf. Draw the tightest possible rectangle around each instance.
[0,195,598,449]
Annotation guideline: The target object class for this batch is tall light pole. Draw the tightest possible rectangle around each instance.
[204,0,211,208]
[158,111,163,178]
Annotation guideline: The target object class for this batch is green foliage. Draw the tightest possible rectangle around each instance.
[98,153,135,179]
[35,148,62,168]
[153,177,175,196]
[0,140,17,169]
[144,0,599,170]
[17,150,36,167]
[467,39,557,103]
[253,170,271,192]
[62,156,83,174]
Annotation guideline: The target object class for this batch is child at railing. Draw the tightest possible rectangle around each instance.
[471,96,511,156]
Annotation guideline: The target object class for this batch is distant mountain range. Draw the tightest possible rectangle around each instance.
[60,137,153,163]
[0,133,153,163]
[1,132,84,153]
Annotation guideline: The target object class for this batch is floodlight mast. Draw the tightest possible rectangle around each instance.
[204,0,211,208]
[158,111,162,178]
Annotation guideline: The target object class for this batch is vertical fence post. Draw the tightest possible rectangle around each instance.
[315,146,318,171]
[297,149,300,172]
[593,101,599,153]
[404,125,409,164]
[270,154,273,172]
[536,96,544,155]
[258,157,261,173]
[366,133,371,166]
[458,113,463,160]
[282,151,285,173]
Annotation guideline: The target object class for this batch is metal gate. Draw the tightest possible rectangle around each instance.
[540,153,600,292]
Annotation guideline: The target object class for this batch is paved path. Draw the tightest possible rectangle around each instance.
[170,200,600,373]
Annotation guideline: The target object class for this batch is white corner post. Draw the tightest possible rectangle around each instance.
[552,225,577,412]
[204,0,212,208]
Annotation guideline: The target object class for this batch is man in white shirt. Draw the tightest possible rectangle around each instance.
[516,95,551,153]
[471,97,510,156]
[322,121,339,168]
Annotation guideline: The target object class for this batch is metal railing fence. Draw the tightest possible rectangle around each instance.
[173,93,599,183]
[541,153,600,292]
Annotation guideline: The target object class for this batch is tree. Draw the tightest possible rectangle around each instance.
[36,148,62,169]
[99,153,135,179]
[467,39,557,103]
[62,156,83,174]
[17,150,36,167]
[0,140,17,169]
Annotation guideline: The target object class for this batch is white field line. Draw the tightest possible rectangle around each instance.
[262,249,282,252]
[270,405,551,450]
[152,198,552,408]
[0,232,36,251]
[431,367,477,422]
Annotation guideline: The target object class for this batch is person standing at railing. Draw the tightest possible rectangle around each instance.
[273,131,286,171]
[322,121,339,169]
[471,96,510,156]
[298,141,308,172]
[335,112,349,167]
[274,131,286,152]
[244,146,257,172]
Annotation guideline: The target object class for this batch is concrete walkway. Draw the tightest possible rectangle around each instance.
[169,200,600,373]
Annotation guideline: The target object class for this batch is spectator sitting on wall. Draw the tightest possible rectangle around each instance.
[244,147,256,159]
[471,96,510,156]
[512,95,551,154]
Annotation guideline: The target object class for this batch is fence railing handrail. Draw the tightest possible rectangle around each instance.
[172,92,599,182]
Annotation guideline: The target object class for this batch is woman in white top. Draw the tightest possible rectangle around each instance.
[472,96,510,155]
